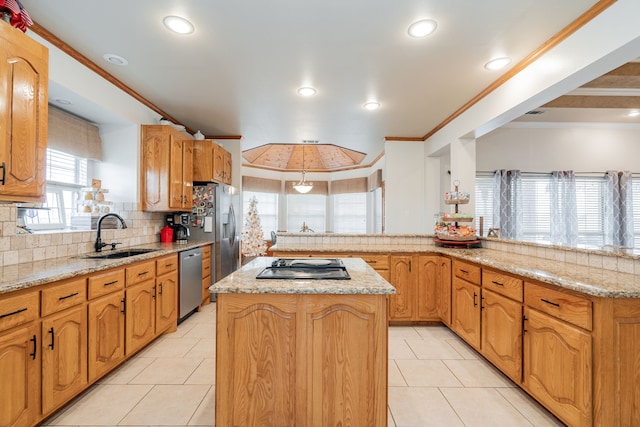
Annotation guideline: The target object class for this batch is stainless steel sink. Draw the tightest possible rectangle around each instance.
[82,248,159,259]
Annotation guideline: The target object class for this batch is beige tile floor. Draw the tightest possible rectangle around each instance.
[42,302,564,427]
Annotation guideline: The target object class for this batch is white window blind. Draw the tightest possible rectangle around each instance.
[372,187,383,233]
[242,191,279,239]
[287,194,326,232]
[520,175,551,244]
[475,175,494,235]
[576,177,606,248]
[332,193,366,233]
[632,178,640,249]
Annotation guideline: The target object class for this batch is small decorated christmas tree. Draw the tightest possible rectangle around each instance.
[241,196,268,257]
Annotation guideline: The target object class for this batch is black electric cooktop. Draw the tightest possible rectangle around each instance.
[256,258,351,280]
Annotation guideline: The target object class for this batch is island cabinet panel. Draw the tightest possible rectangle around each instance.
[523,306,592,427]
[216,294,299,427]
[216,293,388,427]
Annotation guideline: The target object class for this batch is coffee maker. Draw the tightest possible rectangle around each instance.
[166,213,190,243]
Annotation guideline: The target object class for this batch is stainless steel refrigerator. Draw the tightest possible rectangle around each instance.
[189,183,240,286]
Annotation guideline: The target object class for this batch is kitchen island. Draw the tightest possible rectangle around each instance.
[210,257,395,427]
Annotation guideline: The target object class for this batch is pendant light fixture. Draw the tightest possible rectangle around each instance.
[293,146,313,193]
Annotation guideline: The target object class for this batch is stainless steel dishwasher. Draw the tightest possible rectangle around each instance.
[179,247,202,322]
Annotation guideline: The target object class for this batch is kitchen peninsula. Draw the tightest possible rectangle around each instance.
[210,257,395,427]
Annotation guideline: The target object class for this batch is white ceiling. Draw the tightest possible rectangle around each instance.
[20,0,612,166]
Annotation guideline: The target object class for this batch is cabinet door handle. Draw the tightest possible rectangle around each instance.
[473,292,478,307]
[30,334,37,360]
[152,285,156,299]
[491,280,504,287]
[0,307,27,319]
[0,161,5,185]
[522,315,528,334]
[58,292,79,301]
[541,298,560,307]
[121,298,126,314]
[48,327,55,350]
[480,295,485,310]
[408,260,412,272]
[159,282,163,295]
[104,280,119,286]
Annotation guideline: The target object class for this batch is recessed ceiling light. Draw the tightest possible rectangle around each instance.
[163,15,195,34]
[55,98,72,105]
[484,57,512,71]
[627,110,640,117]
[103,53,128,66]
[364,101,380,110]
[408,19,438,38]
[297,86,317,97]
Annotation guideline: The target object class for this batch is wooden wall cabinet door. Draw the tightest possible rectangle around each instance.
[140,125,192,212]
[88,291,125,383]
[155,270,178,333]
[523,307,592,427]
[389,255,417,321]
[223,149,232,184]
[437,257,452,326]
[213,144,225,182]
[41,305,87,416]
[0,323,40,427]
[481,289,522,382]
[451,277,481,349]
[125,281,157,356]
[0,21,48,203]
[192,140,213,182]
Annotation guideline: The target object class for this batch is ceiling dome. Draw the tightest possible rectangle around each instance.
[242,144,366,171]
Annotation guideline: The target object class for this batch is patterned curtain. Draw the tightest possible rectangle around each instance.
[492,170,522,239]
[604,170,634,248]
[550,171,578,246]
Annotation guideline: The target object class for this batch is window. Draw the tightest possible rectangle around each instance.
[22,149,87,231]
[475,174,494,233]
[242,191,279,239]
[372,187,383,233]
[287,194,326,232]
[632,178,640,249]
[520,175,551,244]
[333,193,366,233]
[576,177,606,248]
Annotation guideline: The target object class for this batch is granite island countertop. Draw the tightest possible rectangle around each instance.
[0,240,214,295]
[272,244,640,298]
[209,257,396,295]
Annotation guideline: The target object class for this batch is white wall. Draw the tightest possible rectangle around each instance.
[477,125,640,173]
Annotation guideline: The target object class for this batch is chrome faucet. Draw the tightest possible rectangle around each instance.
[95,213,128,252]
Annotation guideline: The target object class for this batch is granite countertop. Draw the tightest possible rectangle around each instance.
[272,245,640,298]
[0,241,214,296]
[209,257,396,295]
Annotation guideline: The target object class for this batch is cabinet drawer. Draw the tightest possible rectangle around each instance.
[0,291,39,332]
[41,278,87,316]
[156,254,178,276]
[202,244,211,258]
[202,257,211,278]
[126,260,155,286]
[88,269,125,299]
[482,270,523,302]
[525,282,592,331]
[453,260,481,285]
[357,254,389,270]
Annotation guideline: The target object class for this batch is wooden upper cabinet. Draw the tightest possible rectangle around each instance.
[193,140,214,182]
[223,149,232,184]
[140,125,193,211]
[0,21,48,203]
[213,144,225,182]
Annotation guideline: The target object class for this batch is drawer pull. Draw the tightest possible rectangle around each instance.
[48,327,55,350]
[365,260,377,263]
[58,292,79,301]
[30,334,37,360]
[541,298,560,307]
[0,307,27,319]
[165,263,174,267]
[104,280,119,286]
[491,280,504,287]
[138,271,150,277]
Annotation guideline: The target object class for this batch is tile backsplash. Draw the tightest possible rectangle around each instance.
[1,203,165,266]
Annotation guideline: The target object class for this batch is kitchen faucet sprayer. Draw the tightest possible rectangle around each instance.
[94,213,127,252]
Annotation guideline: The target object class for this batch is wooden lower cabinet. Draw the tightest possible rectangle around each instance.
[389,255,417,321]
[125,281,157,356]
[41,305,87,416]
[417,255,451,322]
[481,289,522,382]
[523,307,592,427]
[155,270,178,333]
[88,291,125,382]
[0,323,39,427]
[216,293,388,427]
[437,257,452,325]
[451,277,481,349]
